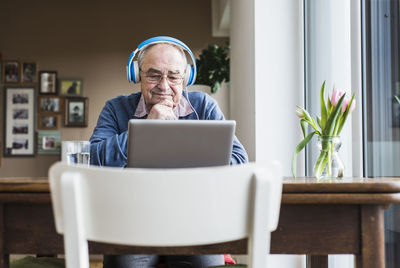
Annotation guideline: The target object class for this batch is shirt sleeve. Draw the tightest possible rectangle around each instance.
[204,98,249,165]
[89,102,128,167]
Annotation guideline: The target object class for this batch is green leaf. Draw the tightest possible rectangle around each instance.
[327,97,332,117]
[292,131,316,178]
[396,95,400,104]
[211,81,221,93]
[300,119,308,138]
[323,94,346,136]
[336,93,355,135]
[316,116,322,129]
[320,81,327,129]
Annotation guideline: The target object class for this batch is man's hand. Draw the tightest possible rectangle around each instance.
[147,99,177,120]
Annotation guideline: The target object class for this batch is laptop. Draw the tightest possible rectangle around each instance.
[127,119,235,168]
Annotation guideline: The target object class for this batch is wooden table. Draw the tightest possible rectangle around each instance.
[0,177,400,268]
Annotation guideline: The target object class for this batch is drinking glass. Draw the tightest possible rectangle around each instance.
[62,141,90,165]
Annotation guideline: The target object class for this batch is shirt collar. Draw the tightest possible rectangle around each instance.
[134,93,194,118]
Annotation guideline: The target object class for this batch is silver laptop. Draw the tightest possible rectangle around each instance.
[127,119,235,168]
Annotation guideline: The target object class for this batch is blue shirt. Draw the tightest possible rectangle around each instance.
[89,90,249,167]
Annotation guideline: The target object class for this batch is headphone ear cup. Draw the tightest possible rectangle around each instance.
[184,64,192,86]
[132,61,140,83]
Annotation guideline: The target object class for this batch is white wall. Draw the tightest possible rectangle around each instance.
[230,0,305,267]
[230,0,256,160]
[230,0,305,174]
[254,0,305,173]
[230,1,306,169]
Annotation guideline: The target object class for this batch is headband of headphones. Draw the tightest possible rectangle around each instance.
[126,36,197,86]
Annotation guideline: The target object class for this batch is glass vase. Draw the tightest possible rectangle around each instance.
[313,136,344,179]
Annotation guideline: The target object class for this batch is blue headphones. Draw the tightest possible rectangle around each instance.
[126,36,197,86]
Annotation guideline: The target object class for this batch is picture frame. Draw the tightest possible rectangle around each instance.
[3,60,20,83]
[64,97,88,127]
[3,86,35,156]
[59,78,83,96]
[38,114,61,130]
[38,95,64,113]
[22,62,38,83]
[39,71,57,94]
[37,130,61,155]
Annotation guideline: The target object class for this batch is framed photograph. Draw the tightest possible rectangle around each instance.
[65,97,88,127]
[39,71,57,94]
[22,62,38,83]
[59,78,83,96]
[3,60,20,83]
[38,96,64,113]
[37,130,61,155]
[3,86,35,156]
[38,114,61,130]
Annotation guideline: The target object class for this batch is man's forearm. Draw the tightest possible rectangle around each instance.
[90,131,128,167]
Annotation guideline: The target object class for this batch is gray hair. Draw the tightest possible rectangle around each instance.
[137,43,188,71]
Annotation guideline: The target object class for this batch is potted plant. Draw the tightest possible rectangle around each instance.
[196,43,230,93]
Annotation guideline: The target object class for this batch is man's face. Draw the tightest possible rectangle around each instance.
[140,44,186,109]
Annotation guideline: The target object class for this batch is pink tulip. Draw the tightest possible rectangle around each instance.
[341,98,356,113]
[348,99,356,113]
[341,98,350,113]
[331,88,345,106]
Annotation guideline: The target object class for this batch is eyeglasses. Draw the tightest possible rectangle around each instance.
[140,69,184,86]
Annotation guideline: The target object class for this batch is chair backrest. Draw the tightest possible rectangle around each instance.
[49,161,283,268]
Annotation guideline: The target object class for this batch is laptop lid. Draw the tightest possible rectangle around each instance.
[127,119,235,168]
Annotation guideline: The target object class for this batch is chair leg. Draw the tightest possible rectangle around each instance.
[61,172,90,268]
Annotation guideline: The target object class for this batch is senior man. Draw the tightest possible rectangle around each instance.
[89,36,248,268]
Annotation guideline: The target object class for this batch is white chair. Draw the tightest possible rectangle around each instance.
[49,161,283,268]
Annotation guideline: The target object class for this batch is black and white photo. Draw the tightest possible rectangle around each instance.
[11,138,28,150]
[12,109,28,119]
[39,71,57,94]
[38,96,63,113]
[38,114,60,130]
[4,86,35,156]
[3,61,20,83]
[69,102,84,123]
[12,123,29,134]
[12,93,29,104]
[65,97,88,127]
[22,62,37,83]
